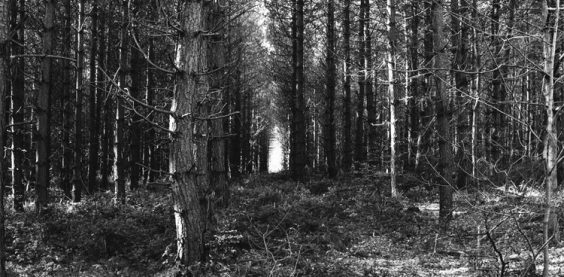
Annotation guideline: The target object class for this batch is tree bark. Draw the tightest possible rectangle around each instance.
[432,0,454,229]
[324,0,337,177]
[0,0,10,273]
[37,0,55,208]
[171,0,211,266]
[72,0,85,202]
[542,1,560,275]
[387,0,397,197]
[129,0,144,191]
[366,0,376,166]
[10,0,25,211]
[342,0,353,173]
[114,0,128,204]
[354,0,367,165]
[88,0,99,194]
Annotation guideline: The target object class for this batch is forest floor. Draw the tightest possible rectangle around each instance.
[4,171,564,276]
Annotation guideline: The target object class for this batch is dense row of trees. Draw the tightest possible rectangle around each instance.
[0,0,562,274]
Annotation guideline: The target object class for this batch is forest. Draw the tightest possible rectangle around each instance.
[0,0,563,276]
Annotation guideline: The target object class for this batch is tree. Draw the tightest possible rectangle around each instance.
[541,1,560,275]
[324,0,337,178]
[387,0,397,197]
[61,0,72,199]
[170,0,210,266]
[37,0,55,208]
[0,0,9,273]
[432,0,454,229]
[73,0,85,202]
[114,0,128,204]
[290,0,307,180]
[10,0,25,211]
[354,0,367,165]
[88,0,100,193]
[341,0,353,173]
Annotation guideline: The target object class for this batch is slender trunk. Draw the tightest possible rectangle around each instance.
[471,0,480,181]
[72,0,85,202]
[129,0,144,190]
[114,0,128,204]
[146,39,157,182]
[0,0,10,273]
[432,0,454,229]
[407,1,419,170]
[342,0,353,172]
[10,0,25,211]
[208,2,229,207]
[489,0,505,164]
[230,69,242,178]
[387,0,397,197]
[366,0,376,165]
[61,0,72,198]
[542,1,560,275]
[354,0,367,165]
[37,0,55,208]
[88,0,99,193]
[324,0,337,177]
[100,12,112,192]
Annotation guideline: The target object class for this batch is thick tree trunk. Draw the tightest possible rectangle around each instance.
[72,0,85,202]
[87,0,99,194]
[37,0,55,208]
[324,0,337,177]
[10,0,25,211]
[432,0,454,229]
[387,0,397,197]
[0,0,10,273]
[100,11,113,192]
[171,0,210,266]
[406,1,420,170]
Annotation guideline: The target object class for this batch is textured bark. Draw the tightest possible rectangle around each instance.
[88,0,99,193]
[324,0,337,177]
[100,7,112,192]
[10,0,25,211]
[114,0,128,204]
[354,0,367,165]
[37,0,55,208]
[489,0,505,164]
[171,0,211,266]
[432,0,454,229]
[365,0,376,165]
[72,0,85,202]
[341,0,353,172]
[230,68,242,178]
[61,0,72,198]
[407,1,419,170]
[129,0,144,190]
[542,1,560,275]
[294,0,307,179]
[0,0,9,273]
[208,3,229,207]
[387,0,397,197]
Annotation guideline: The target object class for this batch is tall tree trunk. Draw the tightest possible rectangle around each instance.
[61,0,72,198]
[114,0,128,204]
[290,0,307,179]
[489,0,505,164]
[129,0,144,191]
[72,0,85,202]
[470,0,480,181]
[387,0,397,197]
[542,1,560,275]
[324,0,337,177]
[0,0,10,273]
[100,9,112,192]
[37,0,55,208]
[355,0,367,165]
[432,0,454,229]
[171,0,210,266]
[208,2,229,207]
[366,0,376,166]
[88,0,99,193]
[342,0,353,172]
[230,68,242,178]
[10,0,25,211]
